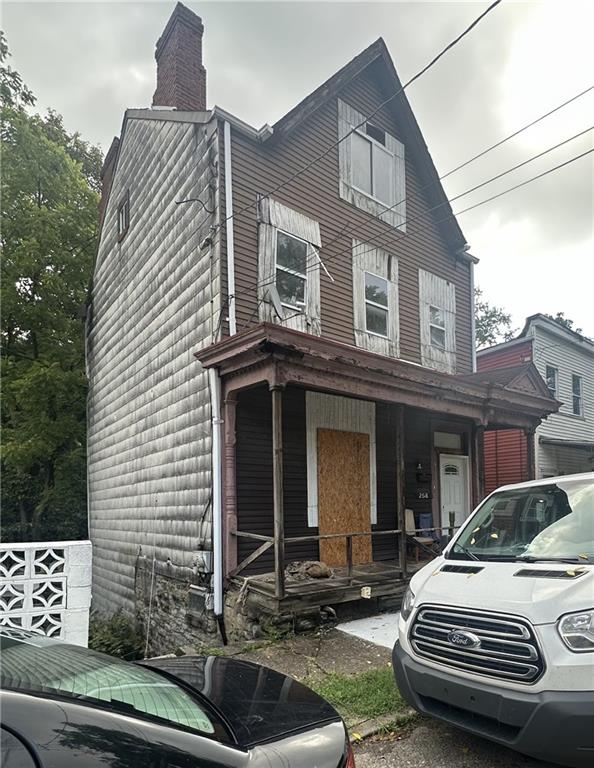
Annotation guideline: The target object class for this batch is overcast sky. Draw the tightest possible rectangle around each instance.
[4,0,593,337]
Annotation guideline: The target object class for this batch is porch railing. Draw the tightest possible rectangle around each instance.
[232,524,459,600]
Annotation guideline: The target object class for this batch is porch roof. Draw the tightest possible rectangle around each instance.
[195,324,559,430]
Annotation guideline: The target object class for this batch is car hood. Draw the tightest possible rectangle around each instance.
[410,558,594,625]
[141,655,342,748]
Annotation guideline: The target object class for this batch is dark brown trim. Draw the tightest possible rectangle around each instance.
[271,386,285,599]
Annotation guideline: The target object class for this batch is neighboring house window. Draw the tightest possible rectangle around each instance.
[258,197,322,335]
[353,240,399,357]
[338,100,405,230]
[545,365,558,398]
[572,374,583,415]
[419,269,456,373]
[117,192,130,242]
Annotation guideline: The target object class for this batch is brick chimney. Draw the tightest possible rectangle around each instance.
[152,3,206,111]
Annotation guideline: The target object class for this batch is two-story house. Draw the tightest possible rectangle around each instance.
[477,314,594,494]
[88,3,557,650]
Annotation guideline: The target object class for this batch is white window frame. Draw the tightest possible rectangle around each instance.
[419,269,456,373]
[364,270,390,339]
[117,193,130,242]
[571,374,583,416]
[275,229,308,311]
[351,129,395,208]
[257,197,322,335]
[352,240,399,357]
[545,364,558,398]
[338,100,406,231]
[429,305,447,350]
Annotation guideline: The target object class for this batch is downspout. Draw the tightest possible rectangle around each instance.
[223,120,237,336]
[470,260,477,372]
[208,367,227,644]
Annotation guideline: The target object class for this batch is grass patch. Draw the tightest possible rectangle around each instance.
[309,666,404,720]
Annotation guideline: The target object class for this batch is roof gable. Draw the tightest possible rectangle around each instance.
[463,363,555,401]
[272,38,468,254]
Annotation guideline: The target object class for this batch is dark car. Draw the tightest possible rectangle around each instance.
[0,629,355,768]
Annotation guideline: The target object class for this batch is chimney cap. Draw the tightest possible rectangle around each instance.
[155,2,204,61]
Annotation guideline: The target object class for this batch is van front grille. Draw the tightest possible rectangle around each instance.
[409,605,544,684]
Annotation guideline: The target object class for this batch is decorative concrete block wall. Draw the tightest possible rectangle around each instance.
[0,541,92,646]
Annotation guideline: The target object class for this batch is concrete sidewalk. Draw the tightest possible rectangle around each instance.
[336,612,399,649]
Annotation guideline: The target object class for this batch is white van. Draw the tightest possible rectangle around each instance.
[393,473,594,768]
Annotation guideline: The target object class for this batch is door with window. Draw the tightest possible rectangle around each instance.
[439,455,470,531]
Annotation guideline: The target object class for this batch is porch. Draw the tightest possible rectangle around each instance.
[196,324,557,618]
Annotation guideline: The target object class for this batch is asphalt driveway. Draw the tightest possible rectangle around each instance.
[354,719,564,768]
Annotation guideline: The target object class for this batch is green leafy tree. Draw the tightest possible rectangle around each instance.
[1,33,101,541]
[545,312,582,335]
[474,287,515,348]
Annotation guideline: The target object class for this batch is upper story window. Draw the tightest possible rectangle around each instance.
[338,100,405,231]
[429,306,446,349]
[572,374,583,415]
[353,240,399,358]
[364,272,389,336]
[545,365,558,398]
[419,269,456,374]
[117,192,130,242]
[258,197,322,336]
[276,231,308,310]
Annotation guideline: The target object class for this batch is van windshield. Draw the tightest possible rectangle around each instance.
[449,478,594,562]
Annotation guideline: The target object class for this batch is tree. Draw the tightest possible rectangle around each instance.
[474,287,514,348]
[1,34,101,541]
[545,312,582,335]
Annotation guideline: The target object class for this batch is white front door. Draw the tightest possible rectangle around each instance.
[439,454,470,530]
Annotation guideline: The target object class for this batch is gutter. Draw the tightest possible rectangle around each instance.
[208,368,226,642]
[470,260,477,372]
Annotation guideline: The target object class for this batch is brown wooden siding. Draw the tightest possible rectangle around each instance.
[227,60,473,373]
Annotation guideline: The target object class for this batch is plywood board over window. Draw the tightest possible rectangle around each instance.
[318,429,372,566]
[257,197,322,335]
[306,391,377,526]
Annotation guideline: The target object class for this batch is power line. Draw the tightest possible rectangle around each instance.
[231,129,591,323]
[228,95,593,323]
[215,0,502,236]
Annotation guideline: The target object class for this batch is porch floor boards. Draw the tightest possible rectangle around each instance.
[233,559,426,614]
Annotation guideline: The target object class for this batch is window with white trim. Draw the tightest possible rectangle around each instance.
[429,305,446,350]
[545,365,558,398]
[352,240,399,357]
[275,231,308,310]
[338,100,405,230]
[364,272,389,337]
[117,192,130,242]
[257,198,322,335]
[419,269,456,373]
[572,374,583,415]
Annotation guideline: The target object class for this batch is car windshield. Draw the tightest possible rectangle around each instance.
[449,478,594,562]
[0,631,223,738]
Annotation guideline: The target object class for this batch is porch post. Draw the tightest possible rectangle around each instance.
[473,424,485,505]
[526,428,536,480]
[396,405,407,578]
[222,391,238,576]
[271,386,285,600]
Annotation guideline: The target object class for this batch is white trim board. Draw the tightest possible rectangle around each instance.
[306,391,377,527]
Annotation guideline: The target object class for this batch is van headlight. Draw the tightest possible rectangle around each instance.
[558,610,594,652]
[401,586,416,621]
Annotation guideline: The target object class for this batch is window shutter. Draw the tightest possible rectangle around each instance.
[419,269,456,373]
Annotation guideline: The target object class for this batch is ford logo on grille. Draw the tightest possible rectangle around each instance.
[447,629,481,649]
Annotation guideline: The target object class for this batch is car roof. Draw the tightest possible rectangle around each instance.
[495,472,594,493]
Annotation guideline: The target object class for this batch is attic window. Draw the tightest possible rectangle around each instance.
[117,192,130,242]
[365,122,386,146]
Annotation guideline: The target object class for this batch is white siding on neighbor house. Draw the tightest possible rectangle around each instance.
[87,115,221,615]
[529,324,594,476]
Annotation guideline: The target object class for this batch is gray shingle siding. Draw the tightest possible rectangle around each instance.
[87,114,220,614]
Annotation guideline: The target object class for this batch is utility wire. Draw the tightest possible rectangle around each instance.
[214,0,502,236]
[229,95,593,321]
[231,128,592,317]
